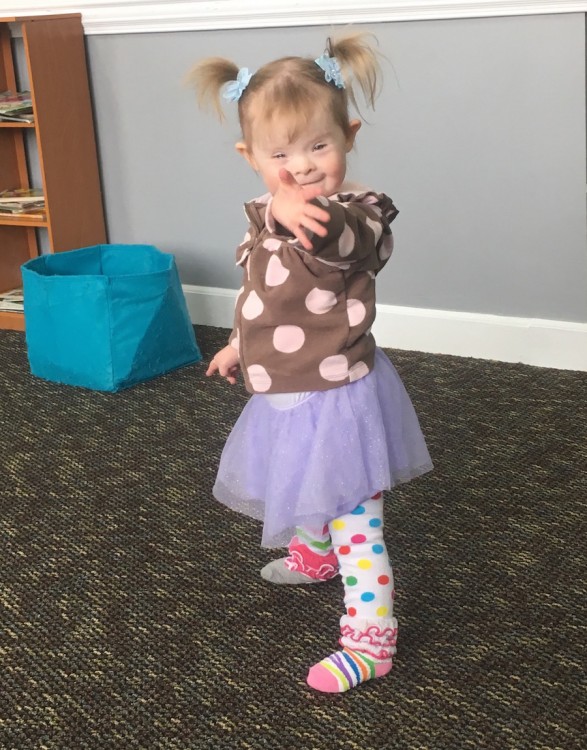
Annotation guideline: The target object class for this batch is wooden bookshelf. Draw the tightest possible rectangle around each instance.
[0,14,106,331]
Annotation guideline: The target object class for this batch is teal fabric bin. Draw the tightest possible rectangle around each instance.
[22,244,201,391]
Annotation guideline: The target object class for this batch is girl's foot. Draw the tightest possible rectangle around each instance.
[260,557,337,584]
[306,647,392,692]
[261,535,339,584]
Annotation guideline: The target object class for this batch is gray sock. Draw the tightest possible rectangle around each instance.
[260,557,332,584]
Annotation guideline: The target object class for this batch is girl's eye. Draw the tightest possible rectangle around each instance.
[272,153,286,159]
[313,143,327,151]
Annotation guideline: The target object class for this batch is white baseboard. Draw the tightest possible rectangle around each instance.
[183,284,587,371]
[7,2,584,35]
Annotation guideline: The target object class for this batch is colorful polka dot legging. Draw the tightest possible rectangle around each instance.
[296,492,398,660]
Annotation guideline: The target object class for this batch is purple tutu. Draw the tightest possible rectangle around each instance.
[213,348,433,547]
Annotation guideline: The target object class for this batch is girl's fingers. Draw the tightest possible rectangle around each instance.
[205,360,219,377]
[304,203,330,223]
[294,227,314,251]
[300,184,324,202]
[301,218,328,237]
[278,168,297,187]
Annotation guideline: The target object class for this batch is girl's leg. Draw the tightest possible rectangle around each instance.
[307,492,398,692]
[261,524,339,584]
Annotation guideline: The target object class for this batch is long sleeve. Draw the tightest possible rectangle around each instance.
[308,193,398,271]
[266,191,398,273]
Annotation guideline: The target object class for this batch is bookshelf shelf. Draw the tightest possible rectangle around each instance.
[0,13,106,332]
[0,310,24,330]
[0,213,48,227]
[0,121,35,128]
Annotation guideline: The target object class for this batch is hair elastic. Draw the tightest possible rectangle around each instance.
[222,67,253,102]
[315,52,345,89]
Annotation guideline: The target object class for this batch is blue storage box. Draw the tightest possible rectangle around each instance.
[22,244,201,391]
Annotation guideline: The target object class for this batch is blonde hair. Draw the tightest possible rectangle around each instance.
[186,33,382,144]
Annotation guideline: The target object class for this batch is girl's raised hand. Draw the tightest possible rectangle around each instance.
[271,169,330,251]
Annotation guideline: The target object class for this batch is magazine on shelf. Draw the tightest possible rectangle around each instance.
[0,112,35,123]
[0,188,45,214]
[0,90,33,121]
[0,201,45,214]
[0,188,43,200]
[0,288,24,313]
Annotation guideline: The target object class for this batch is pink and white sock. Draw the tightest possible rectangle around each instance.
[307,646,392,693]
[286,525,338,580]
[261,525,338,584]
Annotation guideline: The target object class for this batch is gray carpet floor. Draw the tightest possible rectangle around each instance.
[0,325,585,749]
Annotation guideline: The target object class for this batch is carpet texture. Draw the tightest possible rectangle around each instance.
[0,325,585,749]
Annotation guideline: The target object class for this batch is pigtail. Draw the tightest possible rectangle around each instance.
[329,33,382,112]
[185,57,240,121]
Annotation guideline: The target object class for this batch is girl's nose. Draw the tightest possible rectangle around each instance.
[293,155,314,176]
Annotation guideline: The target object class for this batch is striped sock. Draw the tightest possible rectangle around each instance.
[306,647,392,693]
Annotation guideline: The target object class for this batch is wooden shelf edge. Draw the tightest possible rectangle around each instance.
[0,214,47,227]
[0,122,35,128]
[0,15,81,23]
[0,309,25,331]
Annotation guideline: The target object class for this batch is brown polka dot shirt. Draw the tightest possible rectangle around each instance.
[229,188,399,394]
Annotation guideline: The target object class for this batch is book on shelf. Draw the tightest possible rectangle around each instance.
[0,201,45,214]
[0,288,24,313]
[0,111,35,123]
[0,188,44,214]
[0,90,34,122]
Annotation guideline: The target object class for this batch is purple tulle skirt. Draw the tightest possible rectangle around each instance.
[213,348,433,547]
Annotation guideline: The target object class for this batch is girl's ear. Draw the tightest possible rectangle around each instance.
[346,120,362,151]
[236,141,258,170]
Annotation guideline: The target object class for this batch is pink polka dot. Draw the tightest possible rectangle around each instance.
[263,238,282,252]
[319,354,348,382]
[346,299,366,327]
[305,288,337,315]
[242,291,264,320]
[265,255,290,286]
[379,234,394,260]
[349,361,369,382]
[366,217,383,243]
[247,364,272,392]
[351,534,366,544]
[273,325,305,353]
[338,224,355,257]
[230,331,239,354]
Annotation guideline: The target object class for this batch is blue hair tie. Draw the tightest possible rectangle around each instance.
[222,67,253,102]
[315,53,345,89]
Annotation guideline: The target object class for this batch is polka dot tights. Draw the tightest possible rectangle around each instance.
[329,493,396,632]
[306,493,398,692]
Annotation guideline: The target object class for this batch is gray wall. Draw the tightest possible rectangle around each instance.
[86,13,587,323]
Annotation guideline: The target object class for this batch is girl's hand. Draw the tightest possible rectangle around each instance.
[206,345,240,385]
[271,169,330,251]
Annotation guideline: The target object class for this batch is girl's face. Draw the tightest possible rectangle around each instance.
[237,105,361,198]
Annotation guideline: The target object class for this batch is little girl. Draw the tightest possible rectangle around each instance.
[190,33,433,693]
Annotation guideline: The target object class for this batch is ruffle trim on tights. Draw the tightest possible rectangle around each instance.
[339,616,398,660]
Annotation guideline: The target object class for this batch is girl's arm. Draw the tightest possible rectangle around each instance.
[304,196,396,267]
[269,170,397,268]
